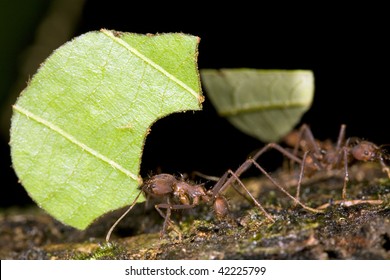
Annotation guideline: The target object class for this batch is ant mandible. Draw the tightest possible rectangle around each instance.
[285,124,390,201]
[106,143,324,242]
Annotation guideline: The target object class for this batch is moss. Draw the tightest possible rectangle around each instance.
[73,243,126,260]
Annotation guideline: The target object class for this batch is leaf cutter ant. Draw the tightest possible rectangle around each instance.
[106,144,323,242]
[284,124,390,202]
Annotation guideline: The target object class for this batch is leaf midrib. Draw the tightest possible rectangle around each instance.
[13,104,141,183]
[101,29,201,102]
[220,101,310,116]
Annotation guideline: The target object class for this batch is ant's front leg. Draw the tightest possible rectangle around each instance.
[154,203,176,238]
[154,205,180,239]
[154,202,198,239]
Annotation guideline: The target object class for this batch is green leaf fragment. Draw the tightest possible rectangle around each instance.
[201,69,314,142]
[10,29,202,229]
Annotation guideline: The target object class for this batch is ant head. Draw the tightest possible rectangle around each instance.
[142,173,177,196]
[350,140,381,162]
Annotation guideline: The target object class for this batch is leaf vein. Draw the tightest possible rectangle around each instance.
[101,29,201,102]
[219,101,309,116]
[13,105,141,183]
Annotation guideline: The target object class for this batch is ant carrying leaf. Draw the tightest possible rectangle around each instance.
[284,124,389,206]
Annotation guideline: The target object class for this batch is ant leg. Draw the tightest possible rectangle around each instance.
[252,142,303,164]
[317,199,383,210]
[211,171,231,198]
[295,151,310,204]
[209,143,323,221]
[154,200,181,238]
[290,124,327,173]
[249,159,323,213]
[226,170,275,222]
[342,146,349,200]
[217,143,303,196]
[154,203,199,238]
[293,124,320,154]
[211,170,270,213]
[215,156,323,215]
[214,142,315,198]
[191,171,220,182]
[291,124,305,158]
[335,124,346,151]
[213,143,323,204]
[290,124,322,167]
[163,206,172,236]
[330,124,347,168]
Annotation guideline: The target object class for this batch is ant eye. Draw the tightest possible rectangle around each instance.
[364,150,369,155]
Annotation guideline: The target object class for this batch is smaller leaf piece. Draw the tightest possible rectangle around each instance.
[201,69,314,142]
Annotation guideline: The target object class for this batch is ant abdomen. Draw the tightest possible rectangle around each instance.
[213,196,229,218]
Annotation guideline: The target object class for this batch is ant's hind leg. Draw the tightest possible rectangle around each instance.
[249,159,323,213]
[251,142,303,164]
[215,142,304,198]
[227,170,275,222]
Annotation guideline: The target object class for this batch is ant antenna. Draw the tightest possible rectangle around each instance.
[105,190,143,242]
[191,170,220,182]
[379,144,390,153]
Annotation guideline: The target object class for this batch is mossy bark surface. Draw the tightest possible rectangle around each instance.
[1,163,389,259]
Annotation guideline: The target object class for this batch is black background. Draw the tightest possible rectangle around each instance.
[1,1,388,208]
